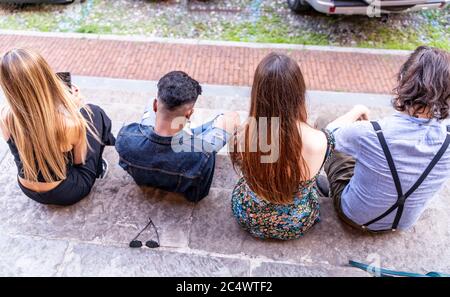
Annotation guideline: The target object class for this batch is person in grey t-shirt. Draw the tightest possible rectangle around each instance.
[319,46,450,233]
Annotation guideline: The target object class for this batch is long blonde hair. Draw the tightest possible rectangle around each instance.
[0,48,90,182]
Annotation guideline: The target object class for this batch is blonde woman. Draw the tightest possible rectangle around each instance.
[0,49,115,206]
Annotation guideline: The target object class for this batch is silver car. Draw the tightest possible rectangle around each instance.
[287,0,449,15]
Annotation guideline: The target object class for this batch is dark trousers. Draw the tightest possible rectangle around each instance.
[323,151,366,231]
[318,114,392,234]
[19,104,115,206]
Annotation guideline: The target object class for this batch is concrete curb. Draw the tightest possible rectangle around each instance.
[0,75,392,107]
[0,74,393,108]
[0,29,412,56]
[72,75,392,107]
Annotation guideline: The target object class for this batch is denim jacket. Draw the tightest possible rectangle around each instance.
[115,123,216,202]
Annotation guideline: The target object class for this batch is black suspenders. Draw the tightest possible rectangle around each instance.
[363,121,450,231]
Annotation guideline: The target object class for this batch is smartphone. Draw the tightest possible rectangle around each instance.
[56,72,72,89]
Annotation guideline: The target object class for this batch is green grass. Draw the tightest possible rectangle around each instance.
[221,15,329,45]
[0,11,59,32]
[358,27,421,50]
[351,8,449,51]
[356,21,449,51]
[75,23,112,34]
[423,24,450,51]
[0,1,447,50]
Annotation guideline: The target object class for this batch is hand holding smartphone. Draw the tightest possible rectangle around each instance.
[57,72,83,106]
[56,72,72,89]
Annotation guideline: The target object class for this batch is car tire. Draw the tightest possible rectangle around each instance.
[287,0,311,13]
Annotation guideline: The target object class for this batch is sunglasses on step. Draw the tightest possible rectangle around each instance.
[129,218,160,249]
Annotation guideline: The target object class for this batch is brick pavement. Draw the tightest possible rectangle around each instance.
[0,34,407,94]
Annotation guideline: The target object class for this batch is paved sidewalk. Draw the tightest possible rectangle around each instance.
[0,33,407,94]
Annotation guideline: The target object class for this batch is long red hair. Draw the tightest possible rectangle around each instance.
[230,52,309,204]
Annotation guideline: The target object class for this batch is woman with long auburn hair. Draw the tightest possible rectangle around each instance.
[230,53,334,240]
[0,49,115,206]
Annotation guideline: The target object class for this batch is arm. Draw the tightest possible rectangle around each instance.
[66,84,87,165]
[214,112,241,135]
[67,122,87,165]
[0,105,11,141]
[327,105,370,131]
[70,84,84,108]
[72,138,87,165]
[326,105,371,159]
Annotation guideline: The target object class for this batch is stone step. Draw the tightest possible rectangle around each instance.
[0,76,395,164]
[0,232,368,277]
[1,145,449,275]
[93,95,394,132]
[79,80,393,120]
[82,80,395,160]
[1,77,449,276]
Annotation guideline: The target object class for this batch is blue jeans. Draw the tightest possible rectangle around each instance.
[190,115,230,153]
[141,109,230,154]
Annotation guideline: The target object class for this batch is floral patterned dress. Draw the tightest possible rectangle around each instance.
[231,130,335,240]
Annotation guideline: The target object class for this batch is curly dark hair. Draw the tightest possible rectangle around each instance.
[393,46,450,120]
[157,71,202,110]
